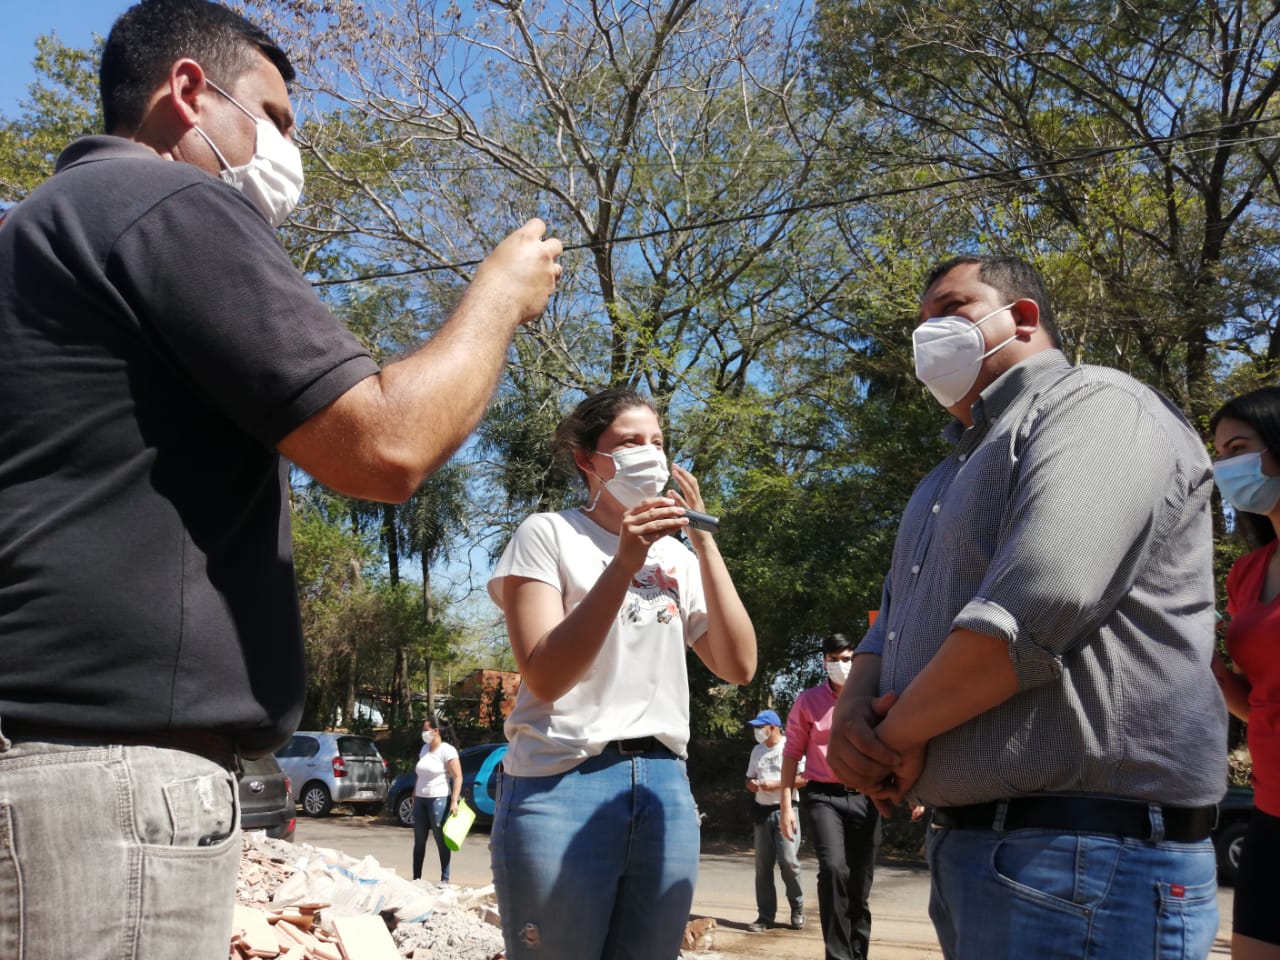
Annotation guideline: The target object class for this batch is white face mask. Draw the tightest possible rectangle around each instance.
[422,730,435,745]
[912,303,1017,408]
[753,727,770,744]
[193,80,304,228]
[597,444,670,510]
[825,659,852,686]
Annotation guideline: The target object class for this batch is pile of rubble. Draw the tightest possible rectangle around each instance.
[232,832,720,959]
[232,833,505,960]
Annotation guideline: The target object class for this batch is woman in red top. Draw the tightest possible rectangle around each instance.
[1210,386,1280,960]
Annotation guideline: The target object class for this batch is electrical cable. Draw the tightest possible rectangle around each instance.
[307,117,1280,288]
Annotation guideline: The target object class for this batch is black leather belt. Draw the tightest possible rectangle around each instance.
[932,796,1216,842]
[605,736,670,756]
[804,780,857,795]
[2,722,241,770]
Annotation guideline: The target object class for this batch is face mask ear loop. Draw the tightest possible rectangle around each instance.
[579,449,608,514]
[582,482,605,514]
[981,332,1018,360]
[191,124,233,173]
[975,303,1018,359]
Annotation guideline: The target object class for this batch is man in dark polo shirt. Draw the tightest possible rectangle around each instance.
[0,1,561,957]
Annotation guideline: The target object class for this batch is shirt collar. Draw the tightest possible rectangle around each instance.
[943,350,1072,444]
[55,135,164,173]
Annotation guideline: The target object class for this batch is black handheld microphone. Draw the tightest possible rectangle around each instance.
[684,509,720,534]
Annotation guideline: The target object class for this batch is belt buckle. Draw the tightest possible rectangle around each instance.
[616,738,648,755]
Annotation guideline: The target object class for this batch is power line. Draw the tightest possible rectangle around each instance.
[309,118,1280,288]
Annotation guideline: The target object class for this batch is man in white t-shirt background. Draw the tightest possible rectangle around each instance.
[745,708,806,933]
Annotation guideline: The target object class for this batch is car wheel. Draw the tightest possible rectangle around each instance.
[1215,819,1248,886]
[396,791,415,828]
[300,781,332,817]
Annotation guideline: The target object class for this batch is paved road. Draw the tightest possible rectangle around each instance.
[291,813,1235,958]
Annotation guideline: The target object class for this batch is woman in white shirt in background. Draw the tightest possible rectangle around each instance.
[487,387,756,959]
[411,716,461,883]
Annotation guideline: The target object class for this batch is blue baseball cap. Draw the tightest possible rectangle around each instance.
[747,709,781,728]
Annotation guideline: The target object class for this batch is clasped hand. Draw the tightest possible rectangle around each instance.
[826,690,925,817]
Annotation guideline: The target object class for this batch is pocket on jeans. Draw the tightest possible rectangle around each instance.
[1154,874,1218,960]
[989,831,1109,916]
[141,773,236,848]
[0,803,21,960]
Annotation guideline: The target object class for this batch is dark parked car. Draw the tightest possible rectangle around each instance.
[274,731,390,817]
[237,755,296,841]
[387,742,508,829]
[1213,784,1254,886]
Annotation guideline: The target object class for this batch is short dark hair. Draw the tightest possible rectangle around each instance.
[422,714,458,745]
[100,0,295,134]
[554,388,658,486]
[923,255,1063,350]
[1210,386,1280,548]
[822,633,853,655]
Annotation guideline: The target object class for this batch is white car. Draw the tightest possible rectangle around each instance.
[274,731,389,817]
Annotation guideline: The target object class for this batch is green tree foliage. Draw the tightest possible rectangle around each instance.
[808,0,1280,420]
[253,0,860,412]
[291,499,380,727]
[249,0,898,709]
[291,495,468,728]
[16,0,1271,728]
[0,35,101,206]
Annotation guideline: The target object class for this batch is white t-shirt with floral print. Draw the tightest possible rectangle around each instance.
[488,509,708,777]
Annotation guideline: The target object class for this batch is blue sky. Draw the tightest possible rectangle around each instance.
[1,1,132,117]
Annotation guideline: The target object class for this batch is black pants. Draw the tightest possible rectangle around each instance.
[1235,806,1280,945]
[803,784,880,960]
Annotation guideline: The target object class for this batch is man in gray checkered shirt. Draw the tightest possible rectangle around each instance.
[827,255,1228,960]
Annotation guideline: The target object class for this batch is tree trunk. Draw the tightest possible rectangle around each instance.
[423,564,434,718]
[343,559,362,728]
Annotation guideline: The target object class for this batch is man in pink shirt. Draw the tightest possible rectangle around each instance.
[780,634,880,960]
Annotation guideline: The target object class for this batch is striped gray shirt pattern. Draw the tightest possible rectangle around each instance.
[858,351,1228,808]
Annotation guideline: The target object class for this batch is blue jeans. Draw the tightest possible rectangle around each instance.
[926,822,1219,960]
[753,807,803,921]
[491,748,700,960]
[0,731,240,960]
[412,795,452,882]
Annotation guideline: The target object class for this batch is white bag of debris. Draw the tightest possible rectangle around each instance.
[271,845,440,924]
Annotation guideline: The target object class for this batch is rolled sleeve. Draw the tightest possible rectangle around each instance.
[962,381,1179,684]
[953,596,1061,687]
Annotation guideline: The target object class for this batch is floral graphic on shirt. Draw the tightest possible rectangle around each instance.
[620,564,682,626]
[634,564,680,597]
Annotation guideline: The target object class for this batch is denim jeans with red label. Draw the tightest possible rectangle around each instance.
[926,822,1219,960]
[0,730,240,960]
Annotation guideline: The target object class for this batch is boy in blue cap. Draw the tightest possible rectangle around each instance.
[745,708,806,932]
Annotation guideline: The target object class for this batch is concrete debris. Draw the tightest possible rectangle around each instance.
[234,833,717,959]
[234,832,505,960]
